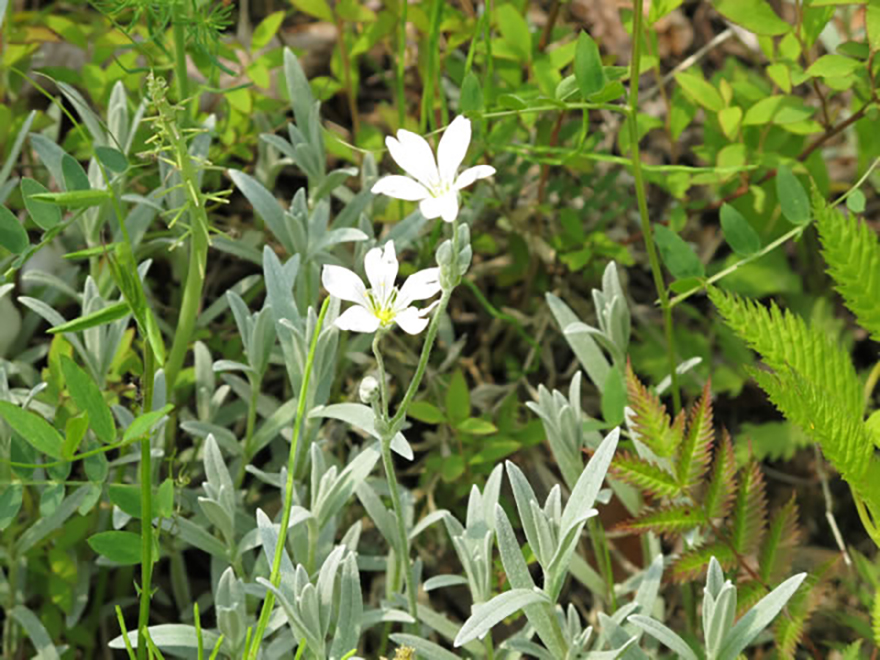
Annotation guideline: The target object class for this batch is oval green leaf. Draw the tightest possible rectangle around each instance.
[0,401,64,459]
[653,224,705,280]
[720,203,762,257]
[21,178,61,230]
[0,205,28,254]
[87,531,142,565]
[61,355,116,444]
[775,165,811,226]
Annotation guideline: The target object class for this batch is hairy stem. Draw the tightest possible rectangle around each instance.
[627,0,681,413]
[246,298,330,660]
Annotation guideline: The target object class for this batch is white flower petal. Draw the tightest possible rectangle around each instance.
[454,165,496,190]
[371,175,431,201]
[334,305,381,333]
[397,267,441,308]
[364,242,399,305]
[394,307,430,335]
[386,131,440,189]
[322,265,367,305]
[419,191,459,223]
[437,116,472,184]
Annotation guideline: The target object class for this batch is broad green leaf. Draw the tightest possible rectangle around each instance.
[252,10,285,50]
[674,72,724,112]
[718,107,742,139]
[108,484,142,518]
[720,203,761,256]
[0,401,64,459]
[496,4,531,63]
[457,418,498,435]
[868,0,880,51]
[601,365,626,426]
[32,189,112,209]
[0,205,28,254]
[10,607,61,660]
[460,71,484,114]
[156,479,174,517]
[123,404,174,443]
[21,177,61,230]
[408,401,446,424]
[0,483,23,530]
[95,146,129,173]
[62,413,89,459]
[445,370,471,425]
[87,530,142,565]
[61,154,90,191]
[291,0,333,21]
[713,0,790,36]
[846,189,866,214]
[806,54,861,78]
[61,355,116,444]
[48,300,130,335]
[653,224,705,279]
[776,166,811,226]
[574,32,606,99]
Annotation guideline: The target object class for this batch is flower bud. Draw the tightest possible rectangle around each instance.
[359,376,380,404]
[436,239,455,268]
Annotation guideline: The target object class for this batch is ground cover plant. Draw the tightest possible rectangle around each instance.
[3,0,880,658]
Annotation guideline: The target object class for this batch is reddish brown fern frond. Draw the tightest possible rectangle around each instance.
[676,380,714,489]
[730,460,768,556]
[626,364,681,458]
[615,504,706,538]
[759,494,801,584]
[611,451,680,499]
[703,430,737,521]
[672,542,736,583]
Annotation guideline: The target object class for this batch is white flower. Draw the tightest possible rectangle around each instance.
[371,115,496,223]
[322,241,441,335]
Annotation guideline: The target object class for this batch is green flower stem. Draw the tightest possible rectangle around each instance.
[247,297,331,660]
[627,0,681,414]
[172,3,190,117]
[137,343,156,660]
[372,332,390,418]
[395,0,408,127]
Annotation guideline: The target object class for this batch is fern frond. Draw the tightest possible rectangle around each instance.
[676,380,713,489]
[758,494,800,584]
[626,365,681,458]
[730,460,767,555]
[815,192,880,341]
[611,451,680,498]
[710,287,863,420]
[671,542,735,583]
[737,579,767,614]
[754,368,871,483]
[615,504,705,537]
[703,430,736,521]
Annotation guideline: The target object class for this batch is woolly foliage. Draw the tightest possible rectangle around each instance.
[815,190,880,341]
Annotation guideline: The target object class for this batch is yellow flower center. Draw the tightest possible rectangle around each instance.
[375,307,396,326]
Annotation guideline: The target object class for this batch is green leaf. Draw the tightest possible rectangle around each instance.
[87,531,142,565]
[32,189,112,209]
[48,300,130,334]
[95,146,129,173]
[252,10,285,50]
[654,224,705,279]
[574,32,606,99]
[601,364,626,426]
[0,401,65,459]
[108,484,142,519]
[846,189,866,214]
[454,588,551,648]
[776,166,811,226]
[0,205,28,254]
[868,0,880,51]
[460,71,484,115]
[806,54,861,78]
[61,154,90,191]
[720,203,761,256]
[445,370,471,425]
[674,71,724,112]
[0,483,23,530]
[816,193,880,340]
[613,451,680,498]
[617,504,706,536]
[626,365,680,458]
[291,0,333,21]
[62,413,89,460]
[457,418,498,435]
[156,479,174,518]
[717,106,742,139]
[495,4,532,63]
[712,0,790,36]
[123,404,175,443]
[61,355,116,444]
[21,178,61,230]
[408,401,446,424]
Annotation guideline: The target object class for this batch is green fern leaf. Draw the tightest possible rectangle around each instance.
[840,641,864,660]
[615,504,705,537]
[730,460,767,555]
[676,380,713,489]
[709,287,863,421]
[671,542,735,583]
[612,451,680,498]
[703,430,737,521]
[815,191,880,341]
[626,364,681,458]
[758,494,800,585]
[737,579,768,615]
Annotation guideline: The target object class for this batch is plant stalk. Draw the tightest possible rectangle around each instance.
[137,344,156,660]
[627,0,681,413]
[246,298,330,660]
